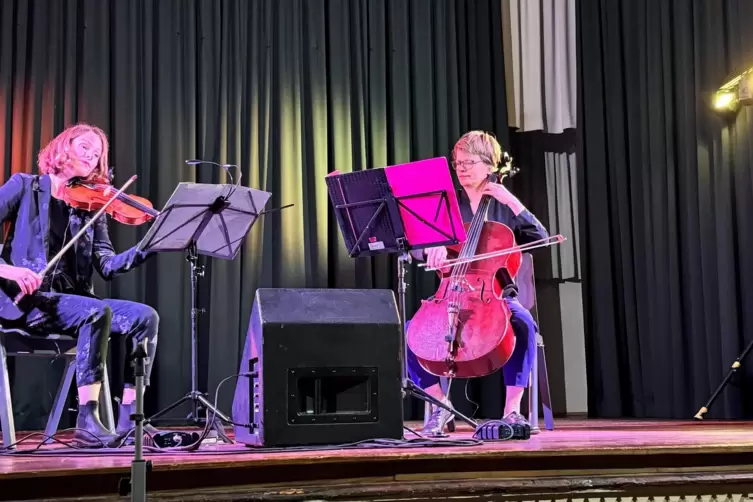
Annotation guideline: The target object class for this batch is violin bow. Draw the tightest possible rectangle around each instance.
[13,175,138,305]
[419,234,566,271]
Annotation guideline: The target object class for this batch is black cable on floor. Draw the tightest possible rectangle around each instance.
[0,373,506,458]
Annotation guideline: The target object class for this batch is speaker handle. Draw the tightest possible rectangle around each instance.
[249,357,259,431]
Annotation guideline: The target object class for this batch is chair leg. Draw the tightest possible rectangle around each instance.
[42,356,77,445]
[528,337,540,433]
[0,340,16,449]
[538,343,554,430]
[100,363,115,432]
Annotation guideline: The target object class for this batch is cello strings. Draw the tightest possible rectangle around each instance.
[448,187,491,310]
[454,189,491,281]
[447,175,497,340]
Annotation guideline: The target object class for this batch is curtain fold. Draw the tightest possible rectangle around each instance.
[545,150,580,281]
[0,0,514,428]
[578,0,753,419]
[503,0,576,133]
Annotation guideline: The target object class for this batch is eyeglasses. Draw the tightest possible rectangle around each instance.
[452,160,487,171]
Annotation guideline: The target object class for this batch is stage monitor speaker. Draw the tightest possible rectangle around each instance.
[232,288,404,447]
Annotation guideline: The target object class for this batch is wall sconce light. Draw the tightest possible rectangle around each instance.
[713,89,738,112]
[712,66,753,114]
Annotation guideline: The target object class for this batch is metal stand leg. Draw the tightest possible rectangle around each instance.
[0,339,16,449]
[396,253,477,430]
[120,342,151,502]
[146,245,231,443]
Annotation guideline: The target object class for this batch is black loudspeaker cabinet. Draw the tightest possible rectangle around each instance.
[232,288,404,447]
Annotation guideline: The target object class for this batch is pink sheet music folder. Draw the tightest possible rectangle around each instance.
[383,157,467,248]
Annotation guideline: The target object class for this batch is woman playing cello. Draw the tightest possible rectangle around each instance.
[406,130,549,436]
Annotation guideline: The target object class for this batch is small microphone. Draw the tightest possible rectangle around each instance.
[184,159,241,187]
[185,159,236,169]
[184,159,223,166]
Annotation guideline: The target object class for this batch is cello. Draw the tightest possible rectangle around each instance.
[406,154,562,379]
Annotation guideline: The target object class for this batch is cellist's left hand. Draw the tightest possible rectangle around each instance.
[482,182,525,216]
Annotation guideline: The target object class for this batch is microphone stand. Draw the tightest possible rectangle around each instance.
[121,342,151,501]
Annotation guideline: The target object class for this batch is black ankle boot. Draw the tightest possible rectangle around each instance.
[116,401,160,437]
[73,402,119,448]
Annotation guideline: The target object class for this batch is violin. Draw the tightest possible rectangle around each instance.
[64,177,160,225]
[14,175,145,305]
[406,154,563,379]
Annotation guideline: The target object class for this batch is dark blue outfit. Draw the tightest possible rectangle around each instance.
[0,173,158,388]
[407,191,548,389]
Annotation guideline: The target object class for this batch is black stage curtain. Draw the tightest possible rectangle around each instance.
[0,0,522,429]
[577,0,753,418]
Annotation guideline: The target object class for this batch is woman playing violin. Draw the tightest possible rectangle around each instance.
[407,130,549,436]
[0,123,159,447]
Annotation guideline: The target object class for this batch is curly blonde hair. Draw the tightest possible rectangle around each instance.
[452,130,503,167]
[37,123,110,182]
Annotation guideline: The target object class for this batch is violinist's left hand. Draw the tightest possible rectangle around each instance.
[482,182,525,216]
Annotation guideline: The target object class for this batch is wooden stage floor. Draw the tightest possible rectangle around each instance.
[1,419,753,501]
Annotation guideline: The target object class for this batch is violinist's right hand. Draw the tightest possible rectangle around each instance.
[0,265,42,296]
[424,246,448,269]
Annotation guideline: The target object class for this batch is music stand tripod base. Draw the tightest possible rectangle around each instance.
[145,390,232,443]
[403,378,476,427]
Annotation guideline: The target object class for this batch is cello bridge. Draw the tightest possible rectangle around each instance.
[446,303,459,343]
[450,279,474,293]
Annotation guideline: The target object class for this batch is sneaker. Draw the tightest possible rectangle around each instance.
[420,401,456,437]
[502,411,530,426]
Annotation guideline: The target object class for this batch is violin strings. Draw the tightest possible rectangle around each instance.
[87,183,155,215]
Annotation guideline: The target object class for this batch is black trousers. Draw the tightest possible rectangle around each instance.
[6,292,159,388]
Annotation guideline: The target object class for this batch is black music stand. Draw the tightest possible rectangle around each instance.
[325,165,478,431]
[139,182,272,442]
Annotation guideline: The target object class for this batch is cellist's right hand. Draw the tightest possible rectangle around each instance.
[424,246,448,270]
